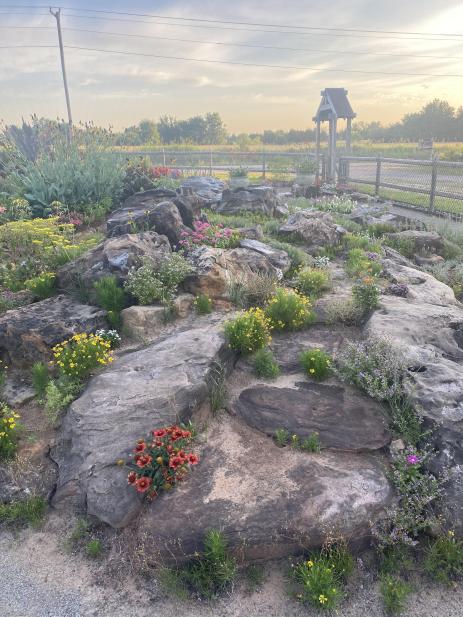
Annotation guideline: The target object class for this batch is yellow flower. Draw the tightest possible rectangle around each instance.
[306,560,314,568]
[319,595,327,604]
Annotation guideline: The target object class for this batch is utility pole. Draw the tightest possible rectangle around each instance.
[50,7,73,140]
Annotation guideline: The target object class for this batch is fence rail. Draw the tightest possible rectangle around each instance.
[339,155,463,216]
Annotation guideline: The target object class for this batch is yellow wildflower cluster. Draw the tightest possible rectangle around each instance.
[265,288,314,331]
[0,404,20,460]
[224,307,272,355]
[52,332,114,380]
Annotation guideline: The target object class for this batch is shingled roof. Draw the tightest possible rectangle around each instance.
[313,88,356,121]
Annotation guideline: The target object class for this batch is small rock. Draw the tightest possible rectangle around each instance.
[121,305,166,341]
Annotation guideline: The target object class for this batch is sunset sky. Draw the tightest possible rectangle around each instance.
[1,1,463,132]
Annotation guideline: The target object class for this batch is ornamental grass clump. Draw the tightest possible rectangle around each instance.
[265,288,314,331]
[253,348,280,379]
[194,294,213,315]
[300,348,332,380]
[52,332,113,380]
[126,424,199,500]
[295,267,331,298]
[352,276,380,312]
[24,272,56,299]
[94,276,127,329]
[224,307,272,354]
[379,574,411,615]
[424,531,463,585]
[0,404,20,460]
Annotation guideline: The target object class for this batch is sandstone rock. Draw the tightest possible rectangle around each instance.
[57,232,171,293]
[180,176,226,207]
[0,295,107,367]
[278,210,344,253]
[174,293,195,318]
[232,382,390,452]
[137,416,393,562]
[215,186,283,217]
[147,201,189,248]
[236,225,264,241]
[2,376,35,407]
[239,239,291,272]
[121,305,166,341]
[107,188,177,236]
[414,254,445,267]
[52,320,234,527]
[185,246,280,299]
[386,230,444,253]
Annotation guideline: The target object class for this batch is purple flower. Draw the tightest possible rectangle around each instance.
[406,454,420,465]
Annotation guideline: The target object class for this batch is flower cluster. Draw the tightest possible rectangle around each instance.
[346,248,382,278]
[0,403,20,460]
[292,555,345,610]
[180,219,239,250]
[152,165,182,179]
[95,329,122,348]
[352,276,380,312]
[300,348,332,380]
[52,333,113,380]
[265,288,314,331]
[126,424,199,499]
[224,307,272,354]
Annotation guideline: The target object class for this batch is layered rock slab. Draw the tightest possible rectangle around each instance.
[138,417,393,563]
[52,320,233,527]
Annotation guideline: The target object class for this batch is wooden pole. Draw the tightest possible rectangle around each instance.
[315,119,321,184]
[50,8,73,140]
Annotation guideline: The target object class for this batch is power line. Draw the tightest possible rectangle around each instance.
[1,4,463,38]
[2,25,462,61]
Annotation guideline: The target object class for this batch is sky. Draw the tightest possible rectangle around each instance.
[1,0,463,132]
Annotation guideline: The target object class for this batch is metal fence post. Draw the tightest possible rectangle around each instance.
[375,156,382,197]
[430,157,438,211]
[162,147,166,166]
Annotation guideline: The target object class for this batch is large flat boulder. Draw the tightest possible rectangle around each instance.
[0,295,107,367]
[386,230,444,254]
[180,176,226,208]
[239,239,291,273]
[57,231,171,293]
[215,186,284,217]
[107,188,177,236]
[278,210,344,253]
[232,382,390,452]
[137,417,393,563]
[52,319,234,528]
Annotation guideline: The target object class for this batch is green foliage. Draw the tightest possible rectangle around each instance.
[379,575,411,615]
[94,275,127,329]
[427,259,463,300]
[300,348,332,380]
[313,195,356,214]
[24,272,56,299]
[45,377,81,425]
[383,236,415,259]
[367,222,397,237]
[0,496,46,528]
[227,273,277,309]
[208,362,228,414]
[31,361,50,399]
[295,267,331,298]
[124,254,192,307]
[179,529,237,599]
[52,333,113,380]
[424,532,463,585]
[194,294,213,315]
[224,307,272,354]
[229,165,248,178]
[299,432,321,453]
[388,395,424,447]
[343,233,383,253]
[265,288,314,331]
[244,564,265,592]
[263,237,309,274]
[274,428,290,447]
[352,278,380,312]
[346,248,382,278]
[0,403,20,460]
[253,348,280,379]
[324,297,364,325]
[378,544,414,577]
[86,538,103,559]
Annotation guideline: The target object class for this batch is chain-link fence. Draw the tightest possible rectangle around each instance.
[339,155,463,217]
[115,149,321,180]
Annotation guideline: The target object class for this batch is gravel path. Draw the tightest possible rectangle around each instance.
[1,523,463,617]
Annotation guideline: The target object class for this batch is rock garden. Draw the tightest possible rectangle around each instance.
[1,144,463,614]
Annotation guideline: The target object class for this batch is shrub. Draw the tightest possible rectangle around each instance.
[0,404,20,460]
[300,348,332,380]
[24,272,56,299]
[244,564,265,592]
[227,272,277,308]
[336,337,405,401]
[224,308,272,354]
[229,165,248,178]
[379,575,411,615]
[0,495,46,528]
[388,395,424,447]
[343,232,382,253]
[95,328,122,349]
[180,219,240,250]
[265,288,314,331]
[324,297,364,325]
[384,236,415,259]
[346,247,382,278]
[352,277,380,312]
[312,195,356,214]
[274,428,290,447]
[299,432,321,453]
[0,196,32,222]
[194,294,213,315]
[52,333,113,380]
[253,348,280,379]
[94,276,127,329]
[124,253,192,307]
[121,158,181,201]
[126,424,199,500]
[179,529,236,599]
[44,378,82,424]
[295,267,331,298]
[31,361,50,399]
[86,538,103,559]
[424,531,463,585]
[427,259,463,299]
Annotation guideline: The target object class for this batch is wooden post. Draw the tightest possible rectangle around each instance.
[315,119,321,184]
[430,157,438,211]
[329,116,337,182]
[50,8,73,142]
[375,156,382,197]
[345,117,352,183]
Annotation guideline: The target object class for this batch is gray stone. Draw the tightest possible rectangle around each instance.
[239,239,291,272]
[0,295,107,368]
[216,186,283,217]
[107,188,177,236]
[149,201,189,249]
[57,232,171,293]
[278,210,344,252]
[180,176,226,207]
[386,230,444,253]
[2,376,35,406]
[52,320,233,528]
[232,382,390,452]
[121,305,166,341]
[137,416,393,563]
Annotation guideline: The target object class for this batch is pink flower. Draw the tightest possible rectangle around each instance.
[406,454,420,465]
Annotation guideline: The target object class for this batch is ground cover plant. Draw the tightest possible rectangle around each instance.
[294,266,331,298]
[253,347,280,379]
[300,348,332,380]
[265,287,314,331]
[224,307,272,354]
[227,272,277,308]
[94,275,127,329]
[0,403,20,460]
[180,219,240,250]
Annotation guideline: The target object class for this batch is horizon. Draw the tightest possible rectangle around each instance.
[1,1,463,131]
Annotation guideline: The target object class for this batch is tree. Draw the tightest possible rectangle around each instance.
[138,120,160,144]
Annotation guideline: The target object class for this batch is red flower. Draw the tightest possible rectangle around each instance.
[188,454,199,465]
[127,471,137,485]
[153,429,167,437]
[166,445,173,453]
[169,456,183,470]
[134,441,146,453]
[135,476,152,493]
[136,454,153,468]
